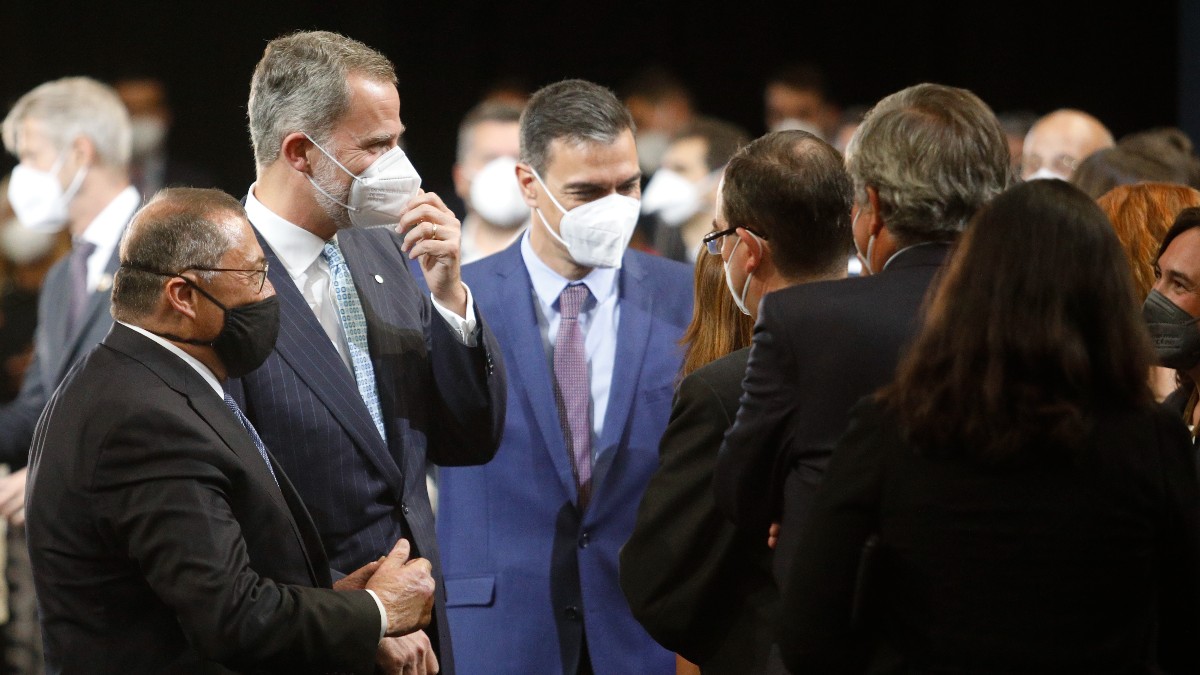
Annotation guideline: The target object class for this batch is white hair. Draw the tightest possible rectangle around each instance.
[2,77,131,169]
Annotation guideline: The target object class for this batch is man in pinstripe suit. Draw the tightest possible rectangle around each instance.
[227,31,506,675]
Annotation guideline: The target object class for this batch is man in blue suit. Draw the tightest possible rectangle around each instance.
[437,79,693,674]
[0,77,140,521]
[227,31,506,675]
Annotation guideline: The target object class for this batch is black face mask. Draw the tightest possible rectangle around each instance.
[153,274,280,378]
[1142,289,1200,370]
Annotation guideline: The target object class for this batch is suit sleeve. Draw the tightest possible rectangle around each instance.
[91,405,381,674]
[621,369,766,663]
[1152,409,1200,674]
[423,295,507,466]
[0,322,52,467]
[715,295,798,527]
[777,400,884,674]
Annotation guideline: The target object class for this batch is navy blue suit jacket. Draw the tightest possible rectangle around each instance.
[437,241,692,675]
[228,225,505,675]
[0,246,118,466]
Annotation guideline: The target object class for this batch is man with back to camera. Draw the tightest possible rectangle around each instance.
[621,129,854,674]
[715,83,1013,611]
[436,79,693,674]
[227,30,506,674]
[452,101,527,263]
[1021,108,1114,181]
[26,187,437,674]
[0,77,141,524]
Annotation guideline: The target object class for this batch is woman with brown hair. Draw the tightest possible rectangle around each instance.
[779,179,1200,674]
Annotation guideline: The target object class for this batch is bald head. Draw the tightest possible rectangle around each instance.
[1021,109,1114,180]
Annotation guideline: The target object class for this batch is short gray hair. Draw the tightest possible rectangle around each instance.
[248,30,396,169]
[519,79,635,174]
[2,77,131,169]
[112,188,243,321]
[457,101,524,164]
[846,83,1012,244]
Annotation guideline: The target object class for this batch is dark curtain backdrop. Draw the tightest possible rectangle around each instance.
[0,0,1181,202]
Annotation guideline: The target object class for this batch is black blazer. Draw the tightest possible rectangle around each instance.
[620,347,777,673]
[779,398,1200,674]
[26,324,381,674]
[715,243,950,584]
[228,224,506,675]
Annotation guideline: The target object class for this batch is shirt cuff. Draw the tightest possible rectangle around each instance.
[365,589,388,641]
[430,282,478,347]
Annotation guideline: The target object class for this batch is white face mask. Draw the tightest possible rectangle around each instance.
[1025,167,1068,182]
[7,152,88,234]
[469,156,528,229]
[640,168,701,227]
[531,168,640,269]
[129,116,167,159]
[304,134,422,228]
[723,234,757,316]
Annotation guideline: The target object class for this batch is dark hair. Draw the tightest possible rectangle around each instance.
[112,188,244,321]
[1072,128,1200,199]
[1157,206,1200,261]
[721,130,852,278]
[519,79,635,174]
[456,100,524,163]
[671,117,750,172]
[620,65,691,105]
[766,64,830,99]
[880,180,1154,462]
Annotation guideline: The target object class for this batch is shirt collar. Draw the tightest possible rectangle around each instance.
[519,229,618,310]
[244,183,329,279]
[78,186,139,249]
[119,321,224,399]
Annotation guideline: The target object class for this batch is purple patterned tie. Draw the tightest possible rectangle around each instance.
[554,283,592,508]
[67,240,96,335]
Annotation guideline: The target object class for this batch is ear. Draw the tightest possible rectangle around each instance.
[863,185,886,237]
[734,227,765,273]
[70,135,97,167]
[280,132,315,174]
[515,162,539,208]
[163,276,200,320]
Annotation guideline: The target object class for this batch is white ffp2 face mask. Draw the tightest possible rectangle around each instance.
[531,168,640,269]
[640,168,701,227]
[7,152,87,234]
[305,134,422,228]
[469,156,528,229]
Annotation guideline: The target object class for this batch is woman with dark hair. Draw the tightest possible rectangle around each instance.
[778,180,1200,674]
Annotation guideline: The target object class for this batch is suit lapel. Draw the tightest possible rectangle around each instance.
[254,231,406,495]
[55,250,119,381]
[491,247,579,500]
[104,324,324,585]
[590,255,653,499]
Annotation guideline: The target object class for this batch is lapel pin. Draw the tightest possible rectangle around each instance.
[374,274,384,284]
[97,275,113,292]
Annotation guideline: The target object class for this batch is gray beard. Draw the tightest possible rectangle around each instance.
[311,154,354,231]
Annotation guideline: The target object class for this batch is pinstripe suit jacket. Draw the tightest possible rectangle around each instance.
[227,225,505,675]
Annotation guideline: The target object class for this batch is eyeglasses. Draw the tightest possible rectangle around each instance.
[186,263,270,292]
[702,225,765,256]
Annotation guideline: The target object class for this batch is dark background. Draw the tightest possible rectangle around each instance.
[0,1,1188,202]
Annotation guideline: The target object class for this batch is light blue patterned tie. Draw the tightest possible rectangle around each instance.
[223,393,279,486]
[323,239,387,441]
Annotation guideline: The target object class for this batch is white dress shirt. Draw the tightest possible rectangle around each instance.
[520,230,619,454]
[119,321,389,641]
[79,186,140,291]
[244,185,477,374]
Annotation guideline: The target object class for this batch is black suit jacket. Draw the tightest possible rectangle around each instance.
[0,245,118,466]
[26,324,381,674]
[228,224,506,675]
[715,243,950,585]
[621,348,777,673]
[779,398,1200,674]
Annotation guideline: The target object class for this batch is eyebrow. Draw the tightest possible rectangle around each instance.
[561,173,643,192]
[1165,268,1196,288]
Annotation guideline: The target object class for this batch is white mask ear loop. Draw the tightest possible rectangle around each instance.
[529,167,572,248]
[303,133,359,181]
[303,133,363,212]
